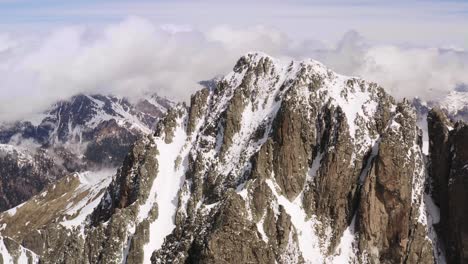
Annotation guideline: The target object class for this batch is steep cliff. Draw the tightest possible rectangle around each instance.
[428,108,468,264]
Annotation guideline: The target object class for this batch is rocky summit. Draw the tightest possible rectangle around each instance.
[0,52,466,263]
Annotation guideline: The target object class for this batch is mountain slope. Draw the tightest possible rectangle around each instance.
[0,52,452,263]
[0,144,66,211]
[0,93,172,212]
[0,93,173,166]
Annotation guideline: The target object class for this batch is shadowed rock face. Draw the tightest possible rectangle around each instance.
[0,53,457,263]
[0,146,67,211]
[428,108,468,264]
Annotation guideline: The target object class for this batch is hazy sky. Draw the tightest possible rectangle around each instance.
[2,0,468,47]
[0,0,468,121]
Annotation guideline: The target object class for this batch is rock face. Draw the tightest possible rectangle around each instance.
[0,94,172,212]
[356,103,434,263]
[0,53,455,263]
[428,108,468,264]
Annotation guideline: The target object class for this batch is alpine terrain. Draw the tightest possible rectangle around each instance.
[0,94,173,211]
[0,52,466,263]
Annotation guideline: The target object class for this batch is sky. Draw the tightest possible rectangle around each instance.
[0,0,468,121]
[2,0,468,46]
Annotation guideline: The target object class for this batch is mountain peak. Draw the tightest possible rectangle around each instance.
[0,54,452,264]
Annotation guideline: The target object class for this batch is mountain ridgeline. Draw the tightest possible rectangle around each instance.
[0,53,467,263]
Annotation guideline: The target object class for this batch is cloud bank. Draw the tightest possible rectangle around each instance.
[0,17,467,122]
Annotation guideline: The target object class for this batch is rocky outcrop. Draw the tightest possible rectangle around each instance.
[357,102,434,263]
[428,108,468,263]
[187,88,210,136]
[91,135,158,224]
[196,191,275,264]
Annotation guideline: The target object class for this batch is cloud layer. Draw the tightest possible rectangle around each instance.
[0,17,467,122]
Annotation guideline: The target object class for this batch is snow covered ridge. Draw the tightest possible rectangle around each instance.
[0,144,34,168]
[0,52,447,263]
[0,93,174,170]
[1,93,174,146]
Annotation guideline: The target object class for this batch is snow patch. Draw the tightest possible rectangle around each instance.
[140,115,189,264]
[0,237,39,263]
[327,216,357,264]
[60,170,114,232]
[266,179,331,263]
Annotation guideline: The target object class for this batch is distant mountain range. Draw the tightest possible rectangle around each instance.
[0,93,173,211]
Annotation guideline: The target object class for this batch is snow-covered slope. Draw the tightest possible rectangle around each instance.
[0,170,113,234]
[0,170,113,264]
[0,237,38,264]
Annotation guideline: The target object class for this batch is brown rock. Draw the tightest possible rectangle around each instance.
[428,108,468,263]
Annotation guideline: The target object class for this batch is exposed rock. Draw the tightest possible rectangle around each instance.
[357,102,432,263]
[196,191,275,264]
[270,90,314,200]
[91,135,158,224]
[428,108,468,263]
[0,145,66,211]
[187,88,210,135]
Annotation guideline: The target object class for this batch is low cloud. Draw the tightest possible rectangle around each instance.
[307,31,468,101]
[0,17,467,122]
[0,17,296,122]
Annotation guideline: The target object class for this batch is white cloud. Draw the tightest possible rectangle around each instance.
[305,31,468,101]
[0,17,467,122]
[0,34,16,53]
[0,17,294,122]
[357,46,468,101]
